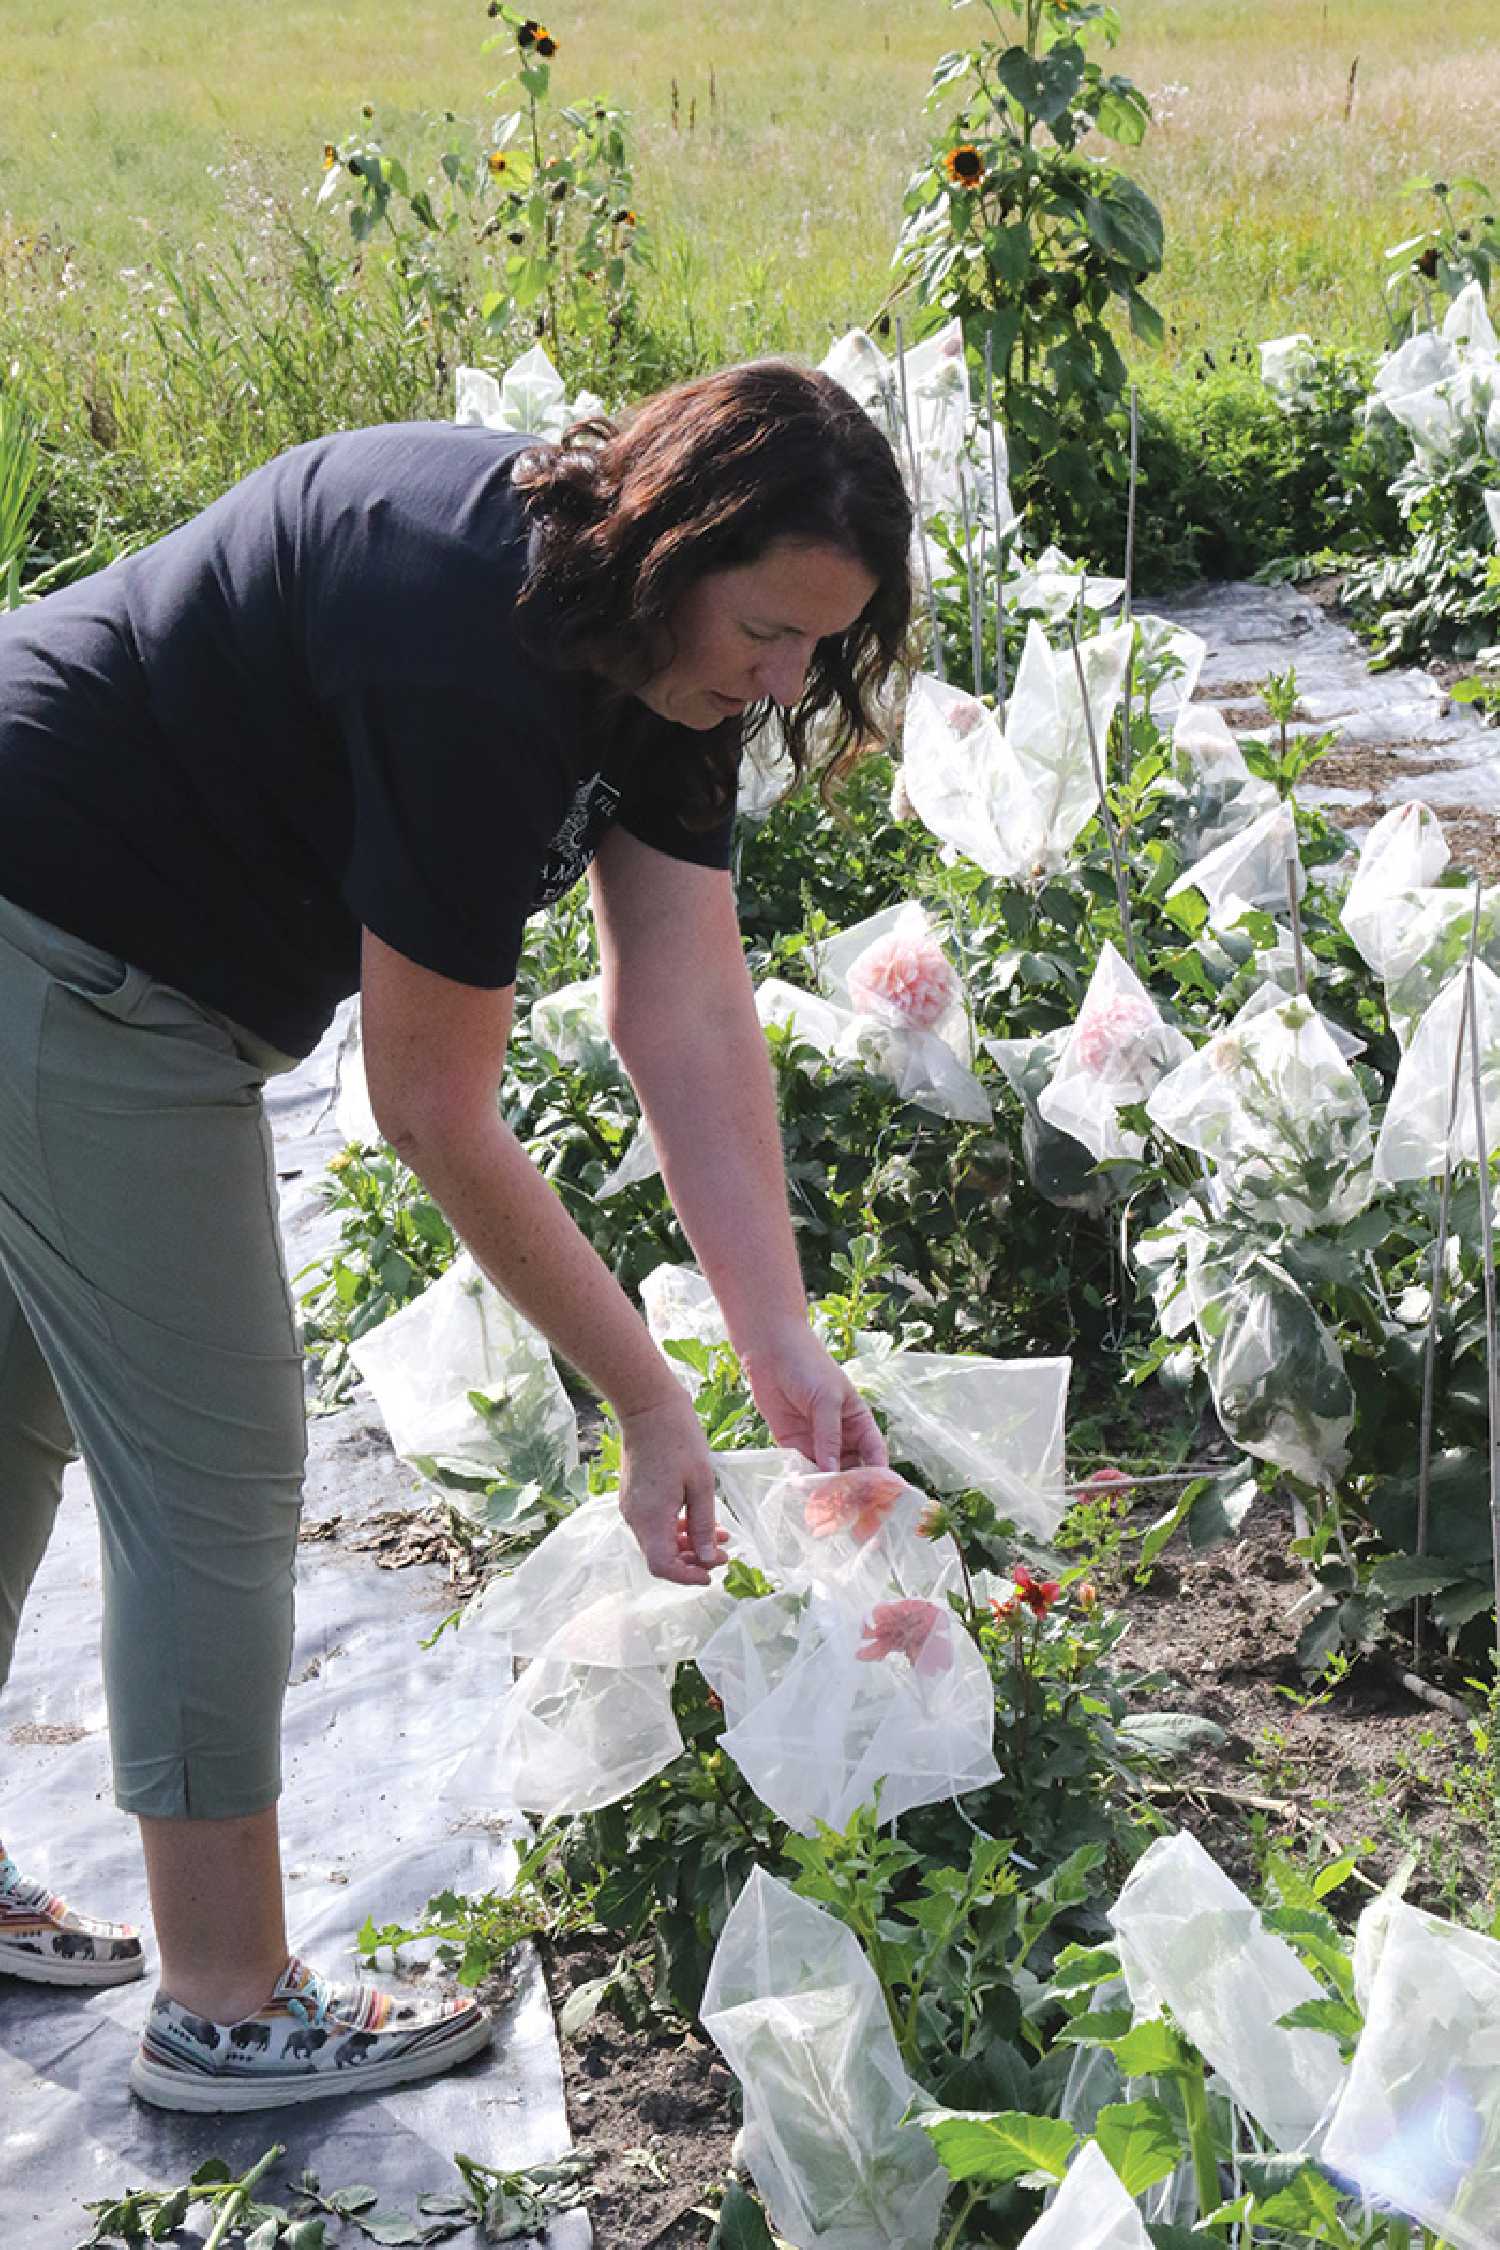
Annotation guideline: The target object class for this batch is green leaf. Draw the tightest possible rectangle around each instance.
[1048,1941,1122,1995]
[1187,1471,1257,1550]
[1109,2019,1195,2078]
[1278,1995,1363,2046]
[1094,81,1151,146]
[708,2179,778,2248]
[919,2107,1078,2184]
[1080,177,1164,270]
[995,41,1087,124]
[558,1974,613,2039]
[1117,1711,1228,1762]
[1093,2098,1185,2196]
[331,2187,381,2215]
[1252,2162,1348,2228]
[1432,1578,1495,1633]
[1369,1554,1464,1605]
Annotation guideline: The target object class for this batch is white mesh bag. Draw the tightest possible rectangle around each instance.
[1380,884,1500,1052]
[815,903,991,1124]
[901,671,1054,881]
[349,1253,579,1498]
[701,1867,950,2250]
[453,342,602,437]
[846,1346,1071,1538]
[1259,333,1319,410]
[1135,615,1206,731]
[1373,961,1500,1183]
[727,1464,953,1609]
[1008,543,1126,623]
[987,1030,1114,1214]
[1038,942,1192,1164]
[640,1262,732,1391]
[456,1656,684,1821]
[1340,801,1450,978]
[1321,1896,1500,2249]
[1189,1251,1354,1490]
[1014,2141,1152,2250]
[1006,618,1133,861]
[527,976,617,1077]
[464,1492,733,1669]
[1146,994,1374,1234]
[1108,1830,1347,2154]
[1167,802,1304,932]
[698,1588,999,1832]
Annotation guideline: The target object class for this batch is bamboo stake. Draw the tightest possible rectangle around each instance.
[1463,958,1500,1670]
[1286,854,1309,995]
[1414,888,1484,1661]
[894,318,944,680]
[1068,585,1137,971]
[957,465,983,701]
[983,327,1008,725]
[1119,384,1139,785]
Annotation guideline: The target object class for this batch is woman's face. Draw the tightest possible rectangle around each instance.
[635,538,879,731]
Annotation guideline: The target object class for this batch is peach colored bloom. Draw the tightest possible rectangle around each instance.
[847,927,960,1032]
[803,1466,908,1544]
[1072,993,1159,1074]
[856,1598,952,1676]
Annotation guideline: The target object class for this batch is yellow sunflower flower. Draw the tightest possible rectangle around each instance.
[944,145,985,190]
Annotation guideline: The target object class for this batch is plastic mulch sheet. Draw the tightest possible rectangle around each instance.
[0,1007,587,2249]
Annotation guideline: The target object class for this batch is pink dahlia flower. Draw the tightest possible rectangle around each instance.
[803,1466,909,1544]
[856,1598,952,1676]
[847,927,961,1031]
[1071,992,1160,1074]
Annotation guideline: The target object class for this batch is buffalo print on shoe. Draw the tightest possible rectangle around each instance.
[0,1849,145,1988]
[128,1953,492,2112]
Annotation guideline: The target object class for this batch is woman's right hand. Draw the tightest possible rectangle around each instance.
[616,1390,728,1585]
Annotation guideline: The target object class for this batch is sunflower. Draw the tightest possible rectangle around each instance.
[516,16,541,45]
[944,144,985,189]
[487,150,509,174]
[534,28,558,56]
[322,143,338,170]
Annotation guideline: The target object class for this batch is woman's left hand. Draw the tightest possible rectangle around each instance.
[740,1323,888,1473]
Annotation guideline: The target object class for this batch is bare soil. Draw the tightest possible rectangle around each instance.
[1107,1488,1496,1920]
[543,1939,739,2250]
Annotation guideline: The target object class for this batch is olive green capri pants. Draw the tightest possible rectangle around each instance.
[0,894,307,1821]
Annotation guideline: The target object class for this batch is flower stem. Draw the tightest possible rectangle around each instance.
[203,2146,285,2250]
[1179,2064,1223,2227]
[939,2183,983,2250]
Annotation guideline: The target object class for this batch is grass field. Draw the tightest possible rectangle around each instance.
[3,0,1499,367]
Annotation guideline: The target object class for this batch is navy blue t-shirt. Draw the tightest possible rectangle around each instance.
[0,422,737,1056]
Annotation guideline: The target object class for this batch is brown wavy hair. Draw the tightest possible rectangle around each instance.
[511,359,913,826]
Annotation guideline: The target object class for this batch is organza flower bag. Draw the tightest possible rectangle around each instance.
[701,1868,950,2250]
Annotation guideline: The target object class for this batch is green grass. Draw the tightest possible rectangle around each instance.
[4,0,1499,365]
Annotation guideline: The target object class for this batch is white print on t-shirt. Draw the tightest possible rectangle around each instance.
[532,772,623,907]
